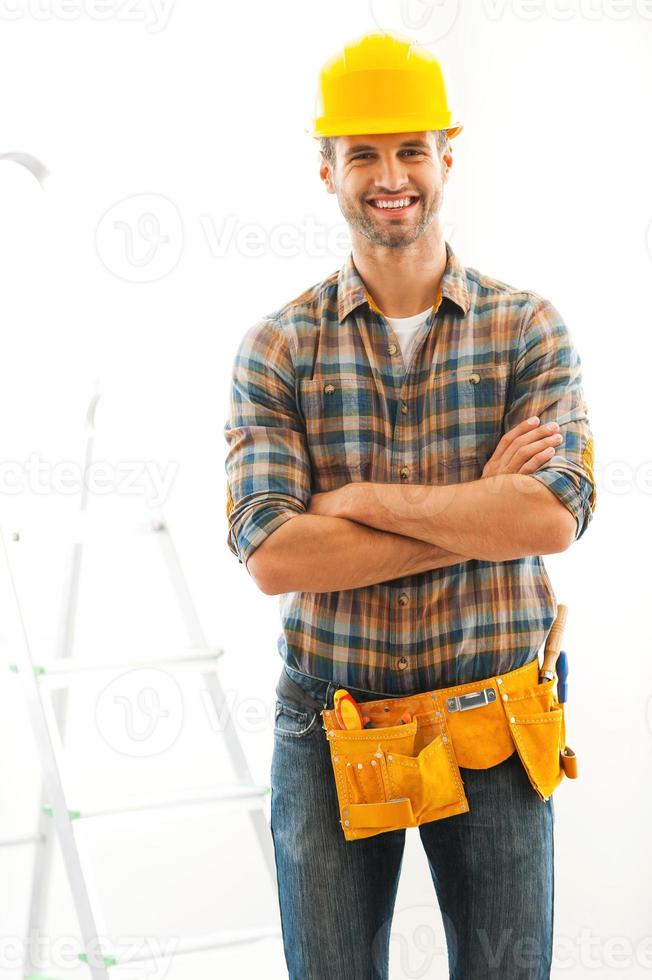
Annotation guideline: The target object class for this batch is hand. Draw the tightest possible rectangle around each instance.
[482,417,563,479]
[306,487,345,518]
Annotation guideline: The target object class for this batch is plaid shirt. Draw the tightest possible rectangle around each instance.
[224,241,596,693]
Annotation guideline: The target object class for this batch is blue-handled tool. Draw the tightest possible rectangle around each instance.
[556,650,568,703]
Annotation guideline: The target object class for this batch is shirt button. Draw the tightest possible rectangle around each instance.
[398,593,409,606]
[324,383,335,394]
[399,465,410,479]
[400,401,408,414]
[387,343,398,355]
[468,373,480,384]
[397,657,409,670]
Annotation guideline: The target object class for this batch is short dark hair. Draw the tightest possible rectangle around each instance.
[319,129,450,170]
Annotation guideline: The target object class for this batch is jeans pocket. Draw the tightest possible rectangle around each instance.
[274,699,320,739]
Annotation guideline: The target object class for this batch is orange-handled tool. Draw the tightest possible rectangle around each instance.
[334,689,365,730]
[540,603,567,682]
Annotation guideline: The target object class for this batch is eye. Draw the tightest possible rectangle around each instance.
[351,149,424,161]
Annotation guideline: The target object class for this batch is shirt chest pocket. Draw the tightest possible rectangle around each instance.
[298,378,378,489]
[430,364,511,482]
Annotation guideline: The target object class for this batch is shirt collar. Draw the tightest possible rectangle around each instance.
[336,240,470,323]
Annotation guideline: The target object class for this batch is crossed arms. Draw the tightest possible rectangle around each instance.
[224,300,597,596]
[246,465,574,596]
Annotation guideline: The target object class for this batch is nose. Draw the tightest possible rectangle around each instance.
[372,153,411,194]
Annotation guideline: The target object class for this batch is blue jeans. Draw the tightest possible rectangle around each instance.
[271,665,555,980]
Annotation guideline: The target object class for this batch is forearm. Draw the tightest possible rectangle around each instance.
[337,475,575,561]
[247,513,470,595]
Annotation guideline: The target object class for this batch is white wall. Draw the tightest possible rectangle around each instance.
[0,1,650,977]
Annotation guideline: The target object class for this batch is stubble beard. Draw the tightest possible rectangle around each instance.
[336,184,442,249]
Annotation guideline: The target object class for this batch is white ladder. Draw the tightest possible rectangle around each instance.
[1,390,280,978]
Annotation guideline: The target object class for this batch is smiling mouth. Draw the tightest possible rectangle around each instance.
[366,195,420,214]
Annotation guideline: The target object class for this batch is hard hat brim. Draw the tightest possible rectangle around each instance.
[305,119,463,140]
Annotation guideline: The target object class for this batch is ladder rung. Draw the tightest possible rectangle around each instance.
[78,923,282,966]
[25,972,66,979]
[0,832,46,848]
[10,648,224,679]
[42,783,270,820]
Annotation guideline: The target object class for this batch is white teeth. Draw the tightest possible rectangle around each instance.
[370,197,414,209]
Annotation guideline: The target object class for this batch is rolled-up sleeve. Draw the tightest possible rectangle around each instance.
[504,297,597,542]
[224,316,311,569]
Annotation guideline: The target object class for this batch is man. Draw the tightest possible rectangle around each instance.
[224,32,596,980]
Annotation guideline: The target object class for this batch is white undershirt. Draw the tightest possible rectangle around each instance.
[384,307,433,367]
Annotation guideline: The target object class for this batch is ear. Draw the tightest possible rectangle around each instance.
[441,142,453,182]
[319,154,336,194]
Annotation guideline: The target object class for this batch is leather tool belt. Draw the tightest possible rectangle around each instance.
[320,656,578,842]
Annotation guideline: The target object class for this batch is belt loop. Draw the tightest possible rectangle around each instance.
[324,682,334,711]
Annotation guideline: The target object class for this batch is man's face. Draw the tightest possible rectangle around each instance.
[320,131,451,249]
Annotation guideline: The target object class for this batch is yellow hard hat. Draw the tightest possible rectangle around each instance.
[307,32,462,141]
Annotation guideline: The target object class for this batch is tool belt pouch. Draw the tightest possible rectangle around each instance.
[321,660,577,843]
[501,674,576,802]
[321,701,470,843]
